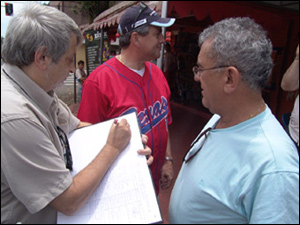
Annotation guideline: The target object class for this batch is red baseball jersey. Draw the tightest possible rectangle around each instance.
[77,56,172,194]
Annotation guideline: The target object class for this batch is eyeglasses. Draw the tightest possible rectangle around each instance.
[192,65,230,77]
[183,127,212,163]
[56,126,73,171]
[133,2,149,25]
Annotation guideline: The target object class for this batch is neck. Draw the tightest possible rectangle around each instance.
[216,97,266,129]
[21,65,51,92]
[118,51,145,70]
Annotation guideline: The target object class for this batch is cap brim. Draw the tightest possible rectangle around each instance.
[150,18,175,27]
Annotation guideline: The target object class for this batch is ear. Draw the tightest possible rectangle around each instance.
[130,32,140,47]
[223,66,240,94]
[34,46,51,70]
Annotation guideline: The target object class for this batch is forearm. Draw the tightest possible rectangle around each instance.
[165,133,172,158]
[160,132,174,190]
[281,58,299,91]
[50,144,120,215]
[51,119,130,215]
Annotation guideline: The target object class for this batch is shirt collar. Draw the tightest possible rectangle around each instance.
[2,63,55,114]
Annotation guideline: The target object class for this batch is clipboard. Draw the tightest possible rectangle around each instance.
[57,112,162,224]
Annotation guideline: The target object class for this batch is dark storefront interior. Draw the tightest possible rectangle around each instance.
[165,1,299,120]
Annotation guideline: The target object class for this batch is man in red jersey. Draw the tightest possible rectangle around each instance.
[77,2,175,194]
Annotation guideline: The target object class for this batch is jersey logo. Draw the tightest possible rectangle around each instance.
[120,97,169,134]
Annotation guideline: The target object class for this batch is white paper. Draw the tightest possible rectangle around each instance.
[57,112,162,224]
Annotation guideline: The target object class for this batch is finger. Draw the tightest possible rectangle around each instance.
[146,155,154,166]
[137,149,153,166]
[137,148,151,156]
[141,134,148,144]
[119,118,128,126]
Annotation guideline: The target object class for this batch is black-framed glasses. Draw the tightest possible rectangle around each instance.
[183,127,212,163]
[56,126,73,171]
[133,2,149,24]
[192,65,230,77]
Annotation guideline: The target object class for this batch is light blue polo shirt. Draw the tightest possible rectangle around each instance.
[169,107,299,224]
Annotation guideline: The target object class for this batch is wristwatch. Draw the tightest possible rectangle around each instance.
[165,157,174,163]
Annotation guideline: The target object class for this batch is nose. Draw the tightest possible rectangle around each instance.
[194,74,200,82]
[69,65,76,73]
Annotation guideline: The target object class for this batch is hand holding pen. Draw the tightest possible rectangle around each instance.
[111,119,153,165]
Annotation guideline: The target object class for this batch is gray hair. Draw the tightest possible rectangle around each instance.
[118,25,150,49]
[198,17,273,90]
[1,3,82,67]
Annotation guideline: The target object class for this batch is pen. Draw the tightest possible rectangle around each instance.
[114,119,118,125]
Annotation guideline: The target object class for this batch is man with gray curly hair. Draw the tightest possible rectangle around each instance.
[169,17,299,224]
[1,3,152,224]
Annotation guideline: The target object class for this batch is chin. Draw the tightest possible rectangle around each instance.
[202,99,209,110]
[54,81,64,90]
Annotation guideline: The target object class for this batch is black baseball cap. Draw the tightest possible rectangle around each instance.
[118,2,175,36]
